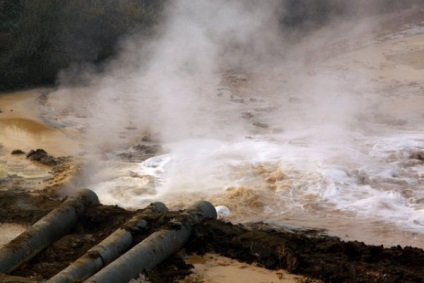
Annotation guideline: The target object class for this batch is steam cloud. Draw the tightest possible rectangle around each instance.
[50,0,417,212]
[71,0,363,149]
[84,0,287,144]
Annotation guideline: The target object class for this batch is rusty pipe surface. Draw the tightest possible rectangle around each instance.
[84,201,217,283]
[47,202,168,283]
[0,189,99,273]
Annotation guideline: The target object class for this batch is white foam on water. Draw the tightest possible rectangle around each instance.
[92,130,424,234]
[319,132,424,231]
[215,205,231,219]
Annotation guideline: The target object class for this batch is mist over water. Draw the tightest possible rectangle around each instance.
[49,1,424,246]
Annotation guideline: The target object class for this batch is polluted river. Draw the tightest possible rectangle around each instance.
[1,2,424,282]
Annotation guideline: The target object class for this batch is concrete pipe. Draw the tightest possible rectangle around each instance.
[0,189,99,273]
[47,202,168,283]
[84,201,217,283]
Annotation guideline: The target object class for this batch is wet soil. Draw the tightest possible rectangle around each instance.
[2,191,424,282]
[188,221,424,283]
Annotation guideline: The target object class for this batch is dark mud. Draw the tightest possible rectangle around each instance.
[0,190,58,225]
[1,191,424,282]
[0,148,77,194]
[26,149,61,167]
[188,221,424,282]
[116,136,162,162]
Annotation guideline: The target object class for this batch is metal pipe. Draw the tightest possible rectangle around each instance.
[84,201,217,283]
[47,202,168,283]
[0,189,99,273]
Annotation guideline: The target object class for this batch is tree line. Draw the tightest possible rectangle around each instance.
[0,0,419,91]
[0,0,165,91]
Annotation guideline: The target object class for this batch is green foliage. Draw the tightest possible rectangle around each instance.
[0,0,166,91]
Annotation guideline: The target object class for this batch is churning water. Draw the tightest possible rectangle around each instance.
[87,67,424,247]
[46,4,424,247]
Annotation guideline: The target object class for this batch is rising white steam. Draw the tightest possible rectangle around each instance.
[48,1,424,246]
[57,0,373,209]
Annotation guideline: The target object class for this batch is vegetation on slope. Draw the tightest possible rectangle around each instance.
[0,0,165,91]
[0,0,420,91]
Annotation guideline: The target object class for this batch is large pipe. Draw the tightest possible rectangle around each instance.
[85,201,217,283]
[47,202,168,283]
[0,189,99,273]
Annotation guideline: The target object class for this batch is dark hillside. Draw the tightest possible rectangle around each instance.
[0,0,165,91]
[0,0,420,91]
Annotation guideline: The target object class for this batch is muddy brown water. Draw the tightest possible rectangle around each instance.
[1,87,422,280]
[0,89,78,156]
[0,89,80,191]
[1,8,424,283]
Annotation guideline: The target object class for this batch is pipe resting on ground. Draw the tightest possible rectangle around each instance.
[85,200,217,283]
[47,202,168,283]
[0,189,99,273]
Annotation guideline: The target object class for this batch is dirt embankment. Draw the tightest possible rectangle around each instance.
[189,221,424,282]
[1,191,424,283]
